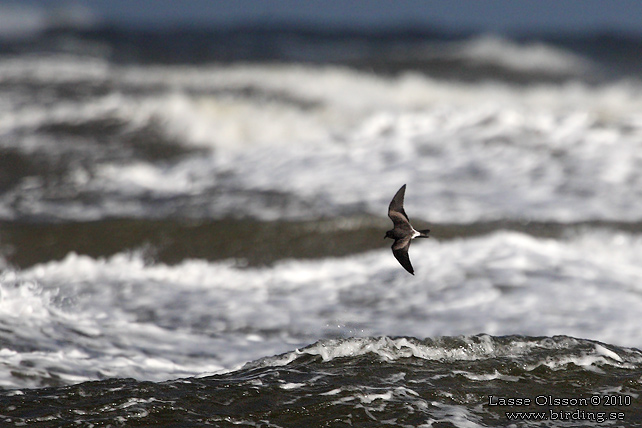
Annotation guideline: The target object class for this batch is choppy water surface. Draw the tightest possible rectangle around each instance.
[3,336,642,427]
[1,25,642,426]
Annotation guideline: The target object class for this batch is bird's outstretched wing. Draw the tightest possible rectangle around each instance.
[392,236,414,275]
[388,184,410,228]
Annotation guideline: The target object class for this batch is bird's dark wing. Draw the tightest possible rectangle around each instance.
[391,236,414,275]
[388,184,410,228]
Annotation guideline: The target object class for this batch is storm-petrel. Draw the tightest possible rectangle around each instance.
[384,184,430,275]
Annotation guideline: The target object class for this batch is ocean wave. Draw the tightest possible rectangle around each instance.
[448,35,594,76]
[246,335,642,371]
[2,59,642,222]
[1,229,641,389]
[1,334,640,426]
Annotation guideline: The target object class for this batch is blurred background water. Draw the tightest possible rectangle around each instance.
[1,1,642,426]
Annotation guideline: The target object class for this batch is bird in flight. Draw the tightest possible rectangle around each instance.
[384,184,430,275]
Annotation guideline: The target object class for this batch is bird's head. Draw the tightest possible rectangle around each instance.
[384,230,394,239]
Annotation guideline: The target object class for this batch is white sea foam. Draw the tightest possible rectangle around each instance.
[450,35,593,75]
[2,56,642,388]
[3,58,642,222]
[2,229,641,388]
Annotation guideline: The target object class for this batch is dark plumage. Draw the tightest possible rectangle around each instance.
[384,184,430,275]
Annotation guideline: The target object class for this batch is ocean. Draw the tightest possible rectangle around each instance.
[1,23,642,427]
